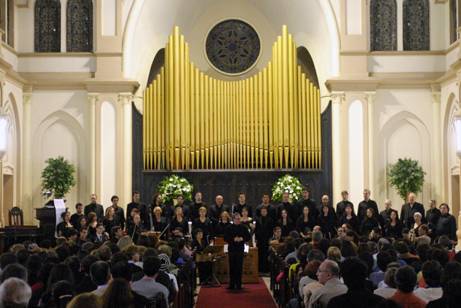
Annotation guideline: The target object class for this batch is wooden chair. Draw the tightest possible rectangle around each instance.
[8,206,23,226]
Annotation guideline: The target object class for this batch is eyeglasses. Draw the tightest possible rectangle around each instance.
[317,269,331,274]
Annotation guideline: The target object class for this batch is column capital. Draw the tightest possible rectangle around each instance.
[331,92,346,104]
[88,93,100,104]
[118,93,133,104]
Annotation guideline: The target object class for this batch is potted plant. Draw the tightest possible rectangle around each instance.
[41,156,76,199]
[388,158,425,202]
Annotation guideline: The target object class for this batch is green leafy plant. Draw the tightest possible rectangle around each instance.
[41,156,76,199]
[388,158,425,201]
[272,174,303,202]
[157,175,193,205]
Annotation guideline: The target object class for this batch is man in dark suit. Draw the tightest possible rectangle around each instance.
[297,188,319,225]
[208,195,229,221]
[84,193,104,221]
[224,212,251,290]
[357,189,379,223]
[231,192,252,217]
[400,192,425,229]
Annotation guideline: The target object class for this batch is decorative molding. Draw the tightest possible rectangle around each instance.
[15,0,29,8]
[85,80,139,93]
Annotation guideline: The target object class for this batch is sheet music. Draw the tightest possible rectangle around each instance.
[244,244,249,253]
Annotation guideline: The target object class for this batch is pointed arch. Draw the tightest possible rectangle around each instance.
[34,0,61,52]
[403,0,430,51]
[370,0,397,51]
[67,0,93,52]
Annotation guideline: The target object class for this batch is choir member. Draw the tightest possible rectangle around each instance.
[208,195,229,221]
[224,213,251,290]
[379,199,393,227]
[426,199,441,232]
[84,194,104,221]
[127,212,145,243]
[87,212,98,238]
[320,194,337,218]
[190,192,207,221]
[277,192,296,221]
[77,215,88,232]
[147,206,168,233]
[400,192,425,229]
[255,207,274,273]
[175,195,190,220]
[56,211,73,237]
[127,191,148,225]
[277,208,295,237]
[193,206,214,240]
[360,208,380,237]
[193,228,212,285]
[338,204,359,233]
[318,205,337,239]
[411,212,424,237]
[296,206,315,236]
[384,209,403,239]
[103,207,118,235]
[70,203,84,230]
[435,203,457,242]
[336,190,353,220]
[231,193,252,217]
[255,193,277,221]
[297,188,319,226]
[170,206,189,236]
[108,195,125,229]
[214,211,231,237]
[357,189,379,224]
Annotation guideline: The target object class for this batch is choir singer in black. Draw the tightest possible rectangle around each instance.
[224,212,251,290]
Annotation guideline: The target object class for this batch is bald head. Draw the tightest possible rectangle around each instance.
[317,259,340,284]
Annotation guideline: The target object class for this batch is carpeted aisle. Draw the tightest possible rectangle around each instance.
[195,279,277,308]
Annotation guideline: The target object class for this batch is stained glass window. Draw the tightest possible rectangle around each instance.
[370,0,397,51]
[67,0,93,52]
[34,0,61,52]
[403,0,430,51]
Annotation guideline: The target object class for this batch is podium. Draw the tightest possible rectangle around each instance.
[35,207,56,240]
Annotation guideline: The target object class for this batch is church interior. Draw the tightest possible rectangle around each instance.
[0,1,461,307]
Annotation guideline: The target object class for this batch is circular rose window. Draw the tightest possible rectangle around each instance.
[205,19,261,75]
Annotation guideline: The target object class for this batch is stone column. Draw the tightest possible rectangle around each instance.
[119,93,132,207]
[431,87,442,203]
[365,92,376,198]
[331,92,345,205]
[88,93,99,195]
[22,91,33,224]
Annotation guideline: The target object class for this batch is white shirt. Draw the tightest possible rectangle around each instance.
[373,286,397,299]
[414,287,443,303]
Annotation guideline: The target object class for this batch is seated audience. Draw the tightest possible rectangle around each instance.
[389,266,426,308]
[307,260,347,308]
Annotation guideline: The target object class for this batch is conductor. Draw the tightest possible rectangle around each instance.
[224,212,251,290]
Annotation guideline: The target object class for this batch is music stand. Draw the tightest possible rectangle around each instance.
[200,245,223,287]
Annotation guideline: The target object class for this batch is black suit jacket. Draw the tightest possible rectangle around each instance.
[84,203,104,221]
[400,202,425,229]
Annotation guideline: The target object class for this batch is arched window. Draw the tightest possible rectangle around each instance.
[370,0,397,51]
[403,0,430,51]
[67,0,93,52]
[34,0,61,52]
[450,0,457,44]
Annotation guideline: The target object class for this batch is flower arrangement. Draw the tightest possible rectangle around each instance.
[272,174,303,202]
[157,175,194,205]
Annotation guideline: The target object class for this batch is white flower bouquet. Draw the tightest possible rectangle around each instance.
[157,175,194,205]
[272,174,303,202]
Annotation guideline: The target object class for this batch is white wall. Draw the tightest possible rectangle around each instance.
[100,101,116,208]
[30,91,90,211]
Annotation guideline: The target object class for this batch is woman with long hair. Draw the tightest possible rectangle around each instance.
[360,208,380,237]
[56,211,73,238]
[317,205,337,239]
[296,206,315,236]
[103,207,118,234]
[192,228,212,285]
[338,204,359,233]
[384,209,403,239]
[277,208,295,237]
[101,278,134,308]
[214,210,231,237]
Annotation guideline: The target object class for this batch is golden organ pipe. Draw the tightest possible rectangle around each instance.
[143,25,322,170]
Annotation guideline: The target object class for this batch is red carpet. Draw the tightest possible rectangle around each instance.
[196,279,277,308]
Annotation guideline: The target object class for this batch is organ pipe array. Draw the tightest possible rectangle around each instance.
[143,25,322,170]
